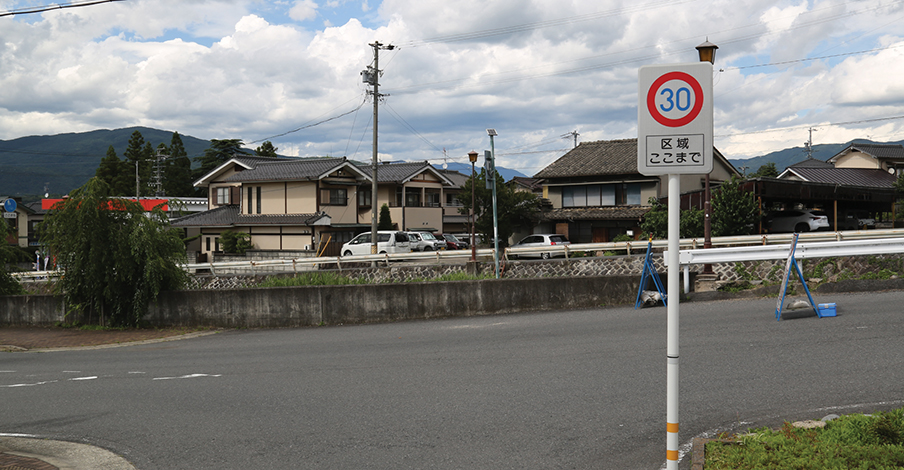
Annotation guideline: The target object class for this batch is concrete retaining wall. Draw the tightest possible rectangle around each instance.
[2,275,639,328]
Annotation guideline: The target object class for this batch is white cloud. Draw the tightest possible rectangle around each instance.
[289,0,318,22]
[2,0,904,173]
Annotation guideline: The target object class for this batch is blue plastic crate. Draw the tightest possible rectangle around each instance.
[818,303,837,317]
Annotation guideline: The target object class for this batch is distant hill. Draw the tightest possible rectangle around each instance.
[432,162,527,182]
[728,139,904,174]
[0,127,211,198]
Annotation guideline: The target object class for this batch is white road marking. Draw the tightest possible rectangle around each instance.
[69,376,98,381]
[1,380,58,388]
[0,433,39,438]
[152,374,222,381]
[128,371,146,374]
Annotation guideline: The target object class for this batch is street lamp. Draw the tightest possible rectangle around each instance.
[696,39,718,64]
[697,39,718,275]
[486,128,500,279]
[468,151,479,263]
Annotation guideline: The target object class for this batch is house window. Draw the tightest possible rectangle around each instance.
[619,184,641,205]
[247,187,253,214]
[562,184,639,207]
[406,191,421,207]
[425,192,440,207]
[256,186,262,214]
[321,188,347,206]
[215,187,230,205]
[358,189,371,207]
[395,187,403,207]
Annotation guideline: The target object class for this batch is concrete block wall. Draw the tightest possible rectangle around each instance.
[145,276,637,328]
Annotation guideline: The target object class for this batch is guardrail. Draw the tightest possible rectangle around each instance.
[11,228,904,281]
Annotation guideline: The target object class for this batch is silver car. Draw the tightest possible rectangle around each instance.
[406,232,445,251]
[510,234,571,259]
[765,210,829,233]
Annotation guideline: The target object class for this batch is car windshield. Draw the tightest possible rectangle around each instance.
[549,235,569,243]
[420,232,436,240]
[444,234,459,242]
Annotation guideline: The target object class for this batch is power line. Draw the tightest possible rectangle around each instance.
[248,98,367,144]
[0,0,125,18]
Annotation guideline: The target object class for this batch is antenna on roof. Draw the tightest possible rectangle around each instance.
[442,148,448,169]
[560,130,580,148]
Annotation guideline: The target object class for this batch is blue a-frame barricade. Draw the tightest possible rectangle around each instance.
[774,233,821,320]
[635,241,667,309]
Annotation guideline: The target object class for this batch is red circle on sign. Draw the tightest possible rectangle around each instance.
[646,71,704,128]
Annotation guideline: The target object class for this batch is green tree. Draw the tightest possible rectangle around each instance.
[458,169,543,247]
[192,139,249,184]
[640,197,705,239]
[0,221,25,296]
[750,162,779,178]
[95,145,131,196]
[712,176,759,236]
[255,141,279,158]
[220,230,252,254]
[163,132,195,197]
[123,130,154,197]
[38,178,188,326]
[378,204,394,230]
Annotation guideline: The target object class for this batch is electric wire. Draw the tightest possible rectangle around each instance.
[0,0,124,17]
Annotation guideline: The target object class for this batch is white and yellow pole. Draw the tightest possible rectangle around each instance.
[666,173,680,468]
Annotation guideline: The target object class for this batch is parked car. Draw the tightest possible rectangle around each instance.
[341,231,411,256]
[765,210,829,233]
[416,231,447,251]
[407,231,446,251]
[510,234,571,259]
[438,233,468,250]
[839,210,876,230]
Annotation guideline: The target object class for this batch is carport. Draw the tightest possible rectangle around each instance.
[680,177,897,233]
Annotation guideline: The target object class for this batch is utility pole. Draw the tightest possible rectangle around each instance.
[362,41,395,255]
[561,130,580,148]
[153,149,168,196]
[805,127,817,159]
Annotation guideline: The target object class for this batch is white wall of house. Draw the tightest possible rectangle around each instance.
[833,151,879,169]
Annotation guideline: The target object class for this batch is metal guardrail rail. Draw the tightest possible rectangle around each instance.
[11,228,904,281]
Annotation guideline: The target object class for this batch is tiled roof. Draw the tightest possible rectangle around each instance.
[171,205,330,228]
[171,204,240,227]
[534,138,738,179]
[222,158,352,183]
[534,139,638,178]
[782,168,896,188]
[539,206,650,222]
[510,176,543,191]
[788,157,834,169]
[236,213,328,226]
[439,169,469,187]
[849,143,904,159]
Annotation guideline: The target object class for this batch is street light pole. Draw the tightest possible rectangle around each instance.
[487,129,500,279]
[697,39,718,275]
[468,151,478,262]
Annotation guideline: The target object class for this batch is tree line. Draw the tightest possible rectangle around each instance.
[93,130,279,197]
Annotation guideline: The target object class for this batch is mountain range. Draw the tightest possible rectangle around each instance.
[1,126,899,200]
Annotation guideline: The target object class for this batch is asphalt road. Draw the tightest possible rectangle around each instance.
[3,291,904,469]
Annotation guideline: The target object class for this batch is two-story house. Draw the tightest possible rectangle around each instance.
[533,138,739,243]
[172,157,460,258]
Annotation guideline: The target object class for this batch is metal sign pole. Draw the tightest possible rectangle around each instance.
[666,174,680,468]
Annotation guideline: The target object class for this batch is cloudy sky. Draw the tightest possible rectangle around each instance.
[3,0,904,176]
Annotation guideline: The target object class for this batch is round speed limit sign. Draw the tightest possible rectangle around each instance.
[637,62,713,175]
[647,71,704,128]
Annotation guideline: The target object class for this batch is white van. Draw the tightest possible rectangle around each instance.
[341,231,411,256]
